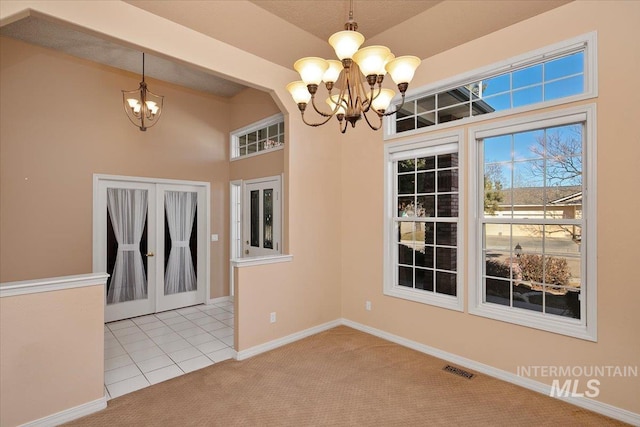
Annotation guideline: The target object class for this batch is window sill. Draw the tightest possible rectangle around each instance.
[231,254,293,268]
[230,145,284,162]
[469,302,596,341]
[384,286,463,312]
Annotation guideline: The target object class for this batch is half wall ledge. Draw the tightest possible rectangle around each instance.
[231,254,293,268]
[0,273,109,297]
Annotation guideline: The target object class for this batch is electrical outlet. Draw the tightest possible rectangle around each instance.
[270,312,277,323]
[365,301,372,311]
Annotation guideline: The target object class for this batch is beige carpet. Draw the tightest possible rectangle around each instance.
[67,326,626,426]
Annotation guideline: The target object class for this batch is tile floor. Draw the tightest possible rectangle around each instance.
[104,301,235,399]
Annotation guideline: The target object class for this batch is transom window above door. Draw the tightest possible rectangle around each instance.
[230,114,285,160]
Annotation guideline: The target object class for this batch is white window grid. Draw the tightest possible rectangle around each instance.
[231,114,285,160]
[468,104,597,341]
[480,125,583,315]
[395,153,459,297]
[384,32,597,140]
[384,132,464,311]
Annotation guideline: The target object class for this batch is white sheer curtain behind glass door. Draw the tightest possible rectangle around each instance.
[106,188,148,304]
[164,191,197,295]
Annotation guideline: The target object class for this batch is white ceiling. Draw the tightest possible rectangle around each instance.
[0,0,571,98]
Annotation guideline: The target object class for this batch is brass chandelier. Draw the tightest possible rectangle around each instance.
[122,53,164,131]
[287,0,421,133]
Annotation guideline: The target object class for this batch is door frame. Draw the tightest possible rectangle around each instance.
[229,174,283,296]
[229,180,242,298]
[93,174,211,319]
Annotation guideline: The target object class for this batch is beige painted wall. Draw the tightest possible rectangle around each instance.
[229,149,285,182]
[0,36,231,298]
[234,116,343,351]
[341,0,640,414]
[228,87,281,132]
[0,285,104,426]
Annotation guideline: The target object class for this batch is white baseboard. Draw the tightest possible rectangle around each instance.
[235,319,342,361]
[207,296,232,305]
[342,319,640,426]
[20,396,106,427]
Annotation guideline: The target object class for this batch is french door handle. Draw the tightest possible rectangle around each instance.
[145,252,155,257]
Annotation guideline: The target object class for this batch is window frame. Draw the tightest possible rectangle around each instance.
[468,104,597,341]
[384,130,465,311]
[230,113,285,160]
[384,32,598,140]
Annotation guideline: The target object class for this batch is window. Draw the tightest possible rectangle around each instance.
[384,132,463,311]
[231,114,285,160]
[469,105,596,340]
[386,32,597,138]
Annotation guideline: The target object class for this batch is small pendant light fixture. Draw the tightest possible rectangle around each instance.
[122,52,164,131]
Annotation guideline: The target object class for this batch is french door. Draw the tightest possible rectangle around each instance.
[242,176,281,257]
[94,176,208,322]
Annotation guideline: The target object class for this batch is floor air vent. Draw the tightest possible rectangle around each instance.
[443,364,475,379]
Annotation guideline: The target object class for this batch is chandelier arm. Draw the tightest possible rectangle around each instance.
[331,83,350,115]
[145,87,164,123]
[309,95,334,117]
[309,69,349,118]
[300,110,336,127]
[357,77,382,115]
[140,86,146,131]
[340,118,349,134]
[362,108,383,131]
[352,72,364,113]
[310,93,346,118]
[369,83,384,111]
[379,92,408,117]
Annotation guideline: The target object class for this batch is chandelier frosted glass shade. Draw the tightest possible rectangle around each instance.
[294,57,330,86]
[286,81,312,104]
[287,9,421,133]
[370,88,396,112]
[323,60,343,84]
[386,56,422,87]
[328,30,365,60]
[122,53,163,132]
[352,46,391,76]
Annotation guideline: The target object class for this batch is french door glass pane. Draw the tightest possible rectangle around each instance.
[263,189,273,249]
[250,190,259,247]
[107,208,148,302]
[164,191,197,295]
[105,188,149,305]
